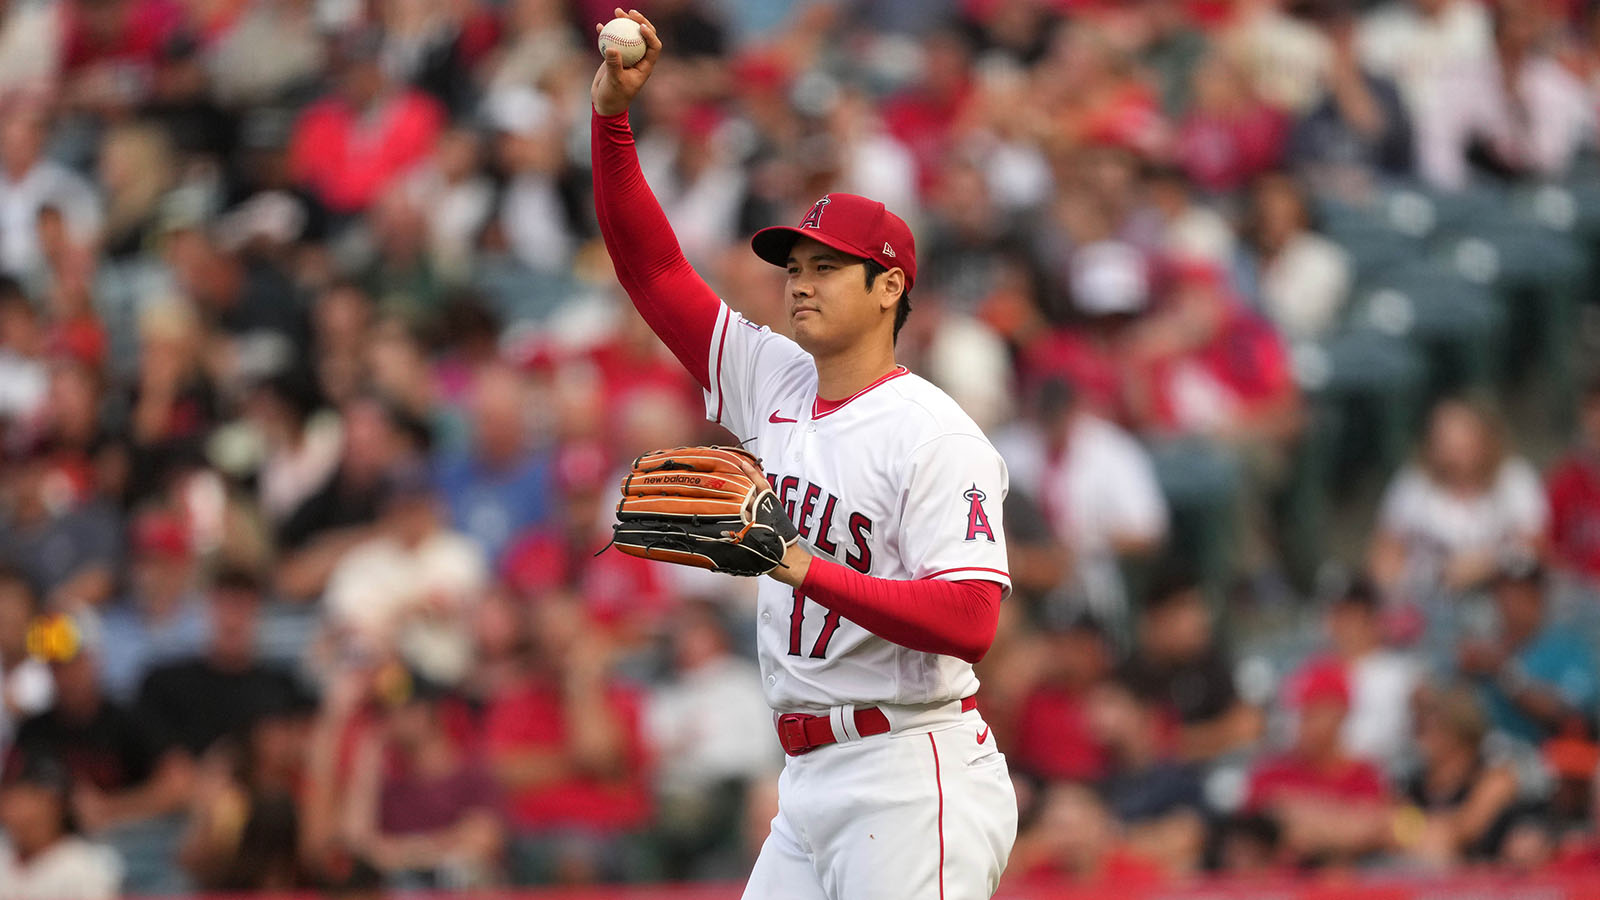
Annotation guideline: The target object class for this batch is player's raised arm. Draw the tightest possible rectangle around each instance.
[589,8,722,390]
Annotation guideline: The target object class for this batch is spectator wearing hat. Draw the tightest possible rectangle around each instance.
[9,611,192,833]
[341,666,504,889]
[133,567,307,759]
[1546,377,1600,586]
[1245,657,1391,865]
[1121,572,1263,761]
[98,508,207,702]
[1457,552,1598,745]
[435,362,551,568]
[0,754,123,899]
[1020,239,1153,420]
[1394,683,1523,867]
[1325,575,1421,773]
[0,571,52,762]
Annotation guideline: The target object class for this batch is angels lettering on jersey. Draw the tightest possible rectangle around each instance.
[765,473,875,574]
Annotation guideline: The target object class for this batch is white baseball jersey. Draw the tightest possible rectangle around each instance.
[703,303,1011,713]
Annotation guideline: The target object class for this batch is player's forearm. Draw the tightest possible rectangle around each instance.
[591,108,721,388]
[797,557,1002,664]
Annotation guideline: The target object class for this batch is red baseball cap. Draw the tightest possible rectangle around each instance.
[1289,657,1351,710]
[751,194,916,290]
[132,510,191,560]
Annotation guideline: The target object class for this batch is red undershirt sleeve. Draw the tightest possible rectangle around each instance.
[797,558,1002,664]
[591,107,723,389]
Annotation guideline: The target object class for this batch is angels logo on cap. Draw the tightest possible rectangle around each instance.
[799,197,829,230]
[751,193,917,290]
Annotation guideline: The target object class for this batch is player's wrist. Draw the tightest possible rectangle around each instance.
[771,543,813,588]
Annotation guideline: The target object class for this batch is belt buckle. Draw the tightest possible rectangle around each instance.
[777,713,814,756]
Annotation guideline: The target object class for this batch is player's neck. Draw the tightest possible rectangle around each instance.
[812,341,899,403]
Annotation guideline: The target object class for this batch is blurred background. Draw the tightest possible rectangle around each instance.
[4,0,1600,897]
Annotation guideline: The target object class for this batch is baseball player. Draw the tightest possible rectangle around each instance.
[590,10,1016,899]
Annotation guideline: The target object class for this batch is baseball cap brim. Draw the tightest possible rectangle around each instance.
[751,226,873,270]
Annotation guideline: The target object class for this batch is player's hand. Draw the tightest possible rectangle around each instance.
[591,8,662,117]
[720,451,813,587]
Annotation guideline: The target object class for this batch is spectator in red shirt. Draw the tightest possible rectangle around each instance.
[1547,378,1600,584]
[1246,658,1391,867]
[1173,53,1287,194]
[60,0,186,113]
[882,28,973,191]
[1125,261,1300,448]
[1008,615,1113,785]
[288,28,444,217]
[483,594,652,886]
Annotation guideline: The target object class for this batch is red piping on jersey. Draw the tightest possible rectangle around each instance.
[812,366,910,419]
[712,306,730,424]
[929,733,946,900]
[798,558,1001,663]
[925,566,1011,581]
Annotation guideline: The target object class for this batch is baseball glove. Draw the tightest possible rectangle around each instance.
[610,446,799,577]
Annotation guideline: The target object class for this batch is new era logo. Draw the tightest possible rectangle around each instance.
[881,242,895,258]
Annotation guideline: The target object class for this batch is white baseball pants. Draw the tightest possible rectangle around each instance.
[741,705,1017,900]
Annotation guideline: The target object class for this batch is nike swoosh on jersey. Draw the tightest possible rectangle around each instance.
[977,727,990,745]
[768,411,798,424]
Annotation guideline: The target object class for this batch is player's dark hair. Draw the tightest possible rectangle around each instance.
[862,259,912,342]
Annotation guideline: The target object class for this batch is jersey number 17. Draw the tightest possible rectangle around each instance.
[788,589,842,659]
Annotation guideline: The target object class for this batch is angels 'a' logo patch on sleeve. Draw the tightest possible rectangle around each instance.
[963,484,995,542]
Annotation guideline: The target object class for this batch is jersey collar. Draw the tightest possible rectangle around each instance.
[812,366,909,419]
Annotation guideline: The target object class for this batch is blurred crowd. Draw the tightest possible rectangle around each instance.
[5,0,1600,895]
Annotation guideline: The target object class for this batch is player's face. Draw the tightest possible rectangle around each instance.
[784,237,900,355]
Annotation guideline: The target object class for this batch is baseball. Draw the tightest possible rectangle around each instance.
[598,17,646,67]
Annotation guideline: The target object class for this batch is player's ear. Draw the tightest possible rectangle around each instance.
[876,267,905,312]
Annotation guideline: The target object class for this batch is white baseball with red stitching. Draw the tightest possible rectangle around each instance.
[598,17,646,66]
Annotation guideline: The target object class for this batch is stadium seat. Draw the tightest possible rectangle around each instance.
[1348,258,1506,398]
